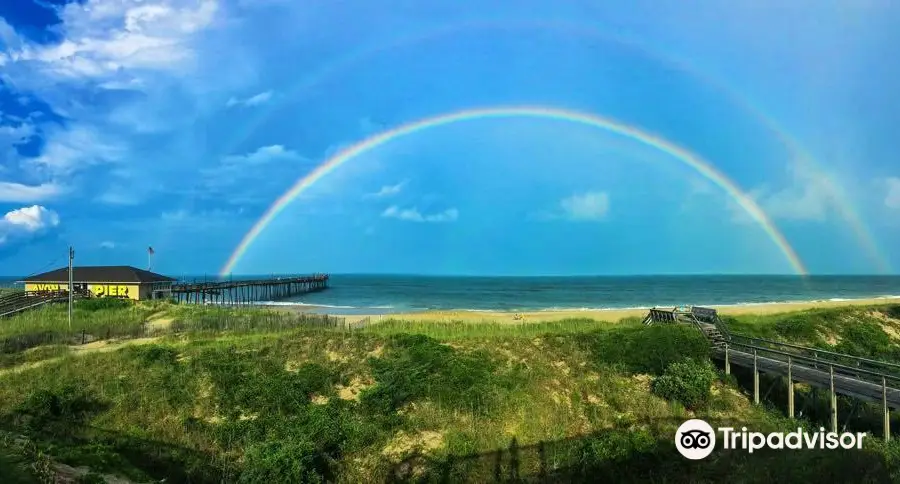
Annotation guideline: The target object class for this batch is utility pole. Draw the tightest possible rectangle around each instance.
[68,246,74,332]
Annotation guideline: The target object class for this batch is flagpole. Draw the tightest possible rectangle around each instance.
[68,246,74,332]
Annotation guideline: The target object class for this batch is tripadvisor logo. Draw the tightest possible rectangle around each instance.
[675,419,867,459]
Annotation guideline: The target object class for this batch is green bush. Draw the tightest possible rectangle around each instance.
[14,385,105,428]
[126,345,180,366]
[881,305,900,320]
[239,439,328,483]
[577,325,710,375]
[192,346,337,420]
[832,320,900,361]
[651,359,717,409]
[360,334,502,415]
[75,298,132,311]
[771,315,822,341]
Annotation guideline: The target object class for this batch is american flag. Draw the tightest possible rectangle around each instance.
[148,246,155,255]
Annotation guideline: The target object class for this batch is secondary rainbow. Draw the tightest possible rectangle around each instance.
[217,19,887,272]
[220,106,807,276]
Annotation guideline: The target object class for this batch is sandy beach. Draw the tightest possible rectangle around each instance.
[326,296,900,325]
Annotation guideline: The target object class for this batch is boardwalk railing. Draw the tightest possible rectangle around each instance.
[727,333,900,378]
[644,305,900,440]
[0,289,90,318]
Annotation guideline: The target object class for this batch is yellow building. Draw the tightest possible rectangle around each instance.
[23,266,176,301]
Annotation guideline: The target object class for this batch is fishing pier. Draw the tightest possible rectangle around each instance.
[160,274,329,305]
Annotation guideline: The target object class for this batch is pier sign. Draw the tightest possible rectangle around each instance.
[31,283,62,291]
[89,284,135,299]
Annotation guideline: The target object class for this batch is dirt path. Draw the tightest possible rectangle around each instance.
[0,337,162,378]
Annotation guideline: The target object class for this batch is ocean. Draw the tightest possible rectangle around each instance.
[3,274,899,315]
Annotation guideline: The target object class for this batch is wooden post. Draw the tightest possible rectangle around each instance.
[830,365,838,433]
[753,349,759,405]
[724,344,730,375]
[788,356,794,419]
[884,376,891,442]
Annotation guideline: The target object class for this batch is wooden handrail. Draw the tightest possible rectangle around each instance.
[728,333,900,372]
[724,339,900,383]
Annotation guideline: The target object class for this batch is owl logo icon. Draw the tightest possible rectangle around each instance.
[675,419,716,459]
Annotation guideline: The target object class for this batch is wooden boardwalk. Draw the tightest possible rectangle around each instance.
[644,305,900,439]
[719,345,900,408]
[161,274,329,305]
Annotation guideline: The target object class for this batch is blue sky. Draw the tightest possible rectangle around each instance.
[1,0,899,276]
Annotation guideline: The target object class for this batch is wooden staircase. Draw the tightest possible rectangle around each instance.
[697,322,727,352]
[643,305,729,352]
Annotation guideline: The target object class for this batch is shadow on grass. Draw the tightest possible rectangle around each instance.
[0,423,231,484]
[2,385,229,484]
[386,417,895,484]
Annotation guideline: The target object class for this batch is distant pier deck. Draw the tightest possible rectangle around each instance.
[159,274,329,305]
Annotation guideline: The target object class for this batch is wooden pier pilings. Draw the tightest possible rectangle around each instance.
[158,274,329,305]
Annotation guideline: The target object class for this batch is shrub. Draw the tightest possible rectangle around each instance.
[881,305,900,320]
[651,359,717,409]
[833,320,899,361]
[76,298,132,311]
[771,315,821,342]
[127,345,180,366]
[239,439,328,483]
[360,334,501,415]
[193,346,336,419]
[14,385,107,431]
[577,326,710,375]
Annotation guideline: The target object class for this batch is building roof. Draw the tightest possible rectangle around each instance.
[23,266,176,284]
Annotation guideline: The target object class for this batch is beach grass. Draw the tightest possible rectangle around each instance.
[360,316,634,339]
[0,287,23,298]
[1,302,900,482]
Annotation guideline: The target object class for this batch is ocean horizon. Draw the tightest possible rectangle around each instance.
[8,274,896,315]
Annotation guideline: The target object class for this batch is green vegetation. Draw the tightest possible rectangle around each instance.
[651,359,718,410]
[0,287,24,298]
[0,301,899,482]
[724,304,900,363]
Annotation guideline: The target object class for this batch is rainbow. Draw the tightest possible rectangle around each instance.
[220,106,807,276]
[216,19,888,273]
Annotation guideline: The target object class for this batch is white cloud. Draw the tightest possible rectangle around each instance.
[99,240,116,249]
[381,205,459,223]
[12,0,219,80]
[0,205,60,246]
[559,191,610,221]
[200,144,308,203]
[28,125,126,176]
[530,191,611,222]
[757,179,836,222]
[366,180,406,198]
[0,182,64,203]
[221,144,302,165]
[739,164,840,222]
[226,90,273,107]
[690,165,842,225]
[884,177,900,210]
[0,0,256,206]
